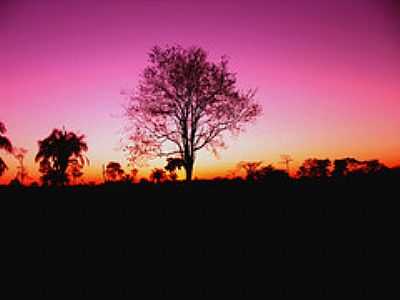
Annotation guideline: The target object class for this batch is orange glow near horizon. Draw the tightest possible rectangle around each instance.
[1,0,400,184]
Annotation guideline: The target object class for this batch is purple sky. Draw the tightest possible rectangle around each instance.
[1,0,399,182]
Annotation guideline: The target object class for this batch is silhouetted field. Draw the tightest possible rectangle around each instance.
[1,176,397,296]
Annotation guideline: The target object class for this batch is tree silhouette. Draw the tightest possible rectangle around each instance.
[237,162,289,183]
[125,45,261,181]
[361,159,387,175]
[105,162,125,182]
[279,154,293,174]
[164,157,184,181]
[122,167,138,183]
[332,158,387,177]
[150,168,166,184]
[130,168,138,180]
[297,158,331,179]
[0,122,13,177]
[68,158,84,185]
[237,161,263,181]
[0,159,6,178]
[332,158,360,177]
[168,171,178,182]
[12,147,28,185]
[257,164,290,182]
[35,128,88,186]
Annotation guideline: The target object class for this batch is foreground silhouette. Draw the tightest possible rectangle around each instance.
[1,159,398,297]
[0,122,397,297]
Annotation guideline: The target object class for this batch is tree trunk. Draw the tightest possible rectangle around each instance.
[185,160,194,182]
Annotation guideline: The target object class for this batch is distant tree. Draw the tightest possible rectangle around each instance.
[164,157,185,181]
[0,160,7,178]
[391,166,400,177]
[332,159,350,177]
[150,168,166,184]
[12,147,28,185]
[297,159,331,179]
[332,158,387,178]
[237,161,263,181]
[123,167,138,183]
[0,122,13,177]
[105,162,125,182]
[237,162,289,183]
[332,158,360,177]
[30,182,39,188]
[257,164,290,182]
[139,178,150,185]
[359,159,388,175]
[168,171,178,182]
[9,178,23,187]
[130,167,138,179]
[125,45,262,182]
[35,128,88,186]
[68,158,84,185]
[279,154,293,174]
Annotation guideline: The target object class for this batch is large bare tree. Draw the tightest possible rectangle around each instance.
[125,45,262,181]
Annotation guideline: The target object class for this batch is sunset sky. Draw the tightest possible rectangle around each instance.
[1,0,399,184]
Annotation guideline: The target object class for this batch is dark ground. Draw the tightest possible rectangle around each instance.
[0,177,397,296]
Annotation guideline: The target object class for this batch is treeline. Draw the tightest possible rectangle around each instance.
[1,122,399,188]
[214,158,399,185]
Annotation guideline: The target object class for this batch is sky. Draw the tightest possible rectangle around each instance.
[1,0,399,183]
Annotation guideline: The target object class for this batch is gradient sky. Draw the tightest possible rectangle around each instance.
[1,0,399,183]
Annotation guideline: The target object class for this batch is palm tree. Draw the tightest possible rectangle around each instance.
[0,122,13,177]
[35,128,88,186]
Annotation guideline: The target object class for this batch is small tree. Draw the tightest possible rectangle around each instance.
[127,167,139,183]
[279,154,293,174]
[237,161,263,181]
[297,158,331,179]
[150,168,166,184]
[105,162,125,182]
[13,147,28,185]
[237,161,289,183]
[125,45,261,181]
[0,122,13,177]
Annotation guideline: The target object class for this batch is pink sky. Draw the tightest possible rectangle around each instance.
[1,0,399,183]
